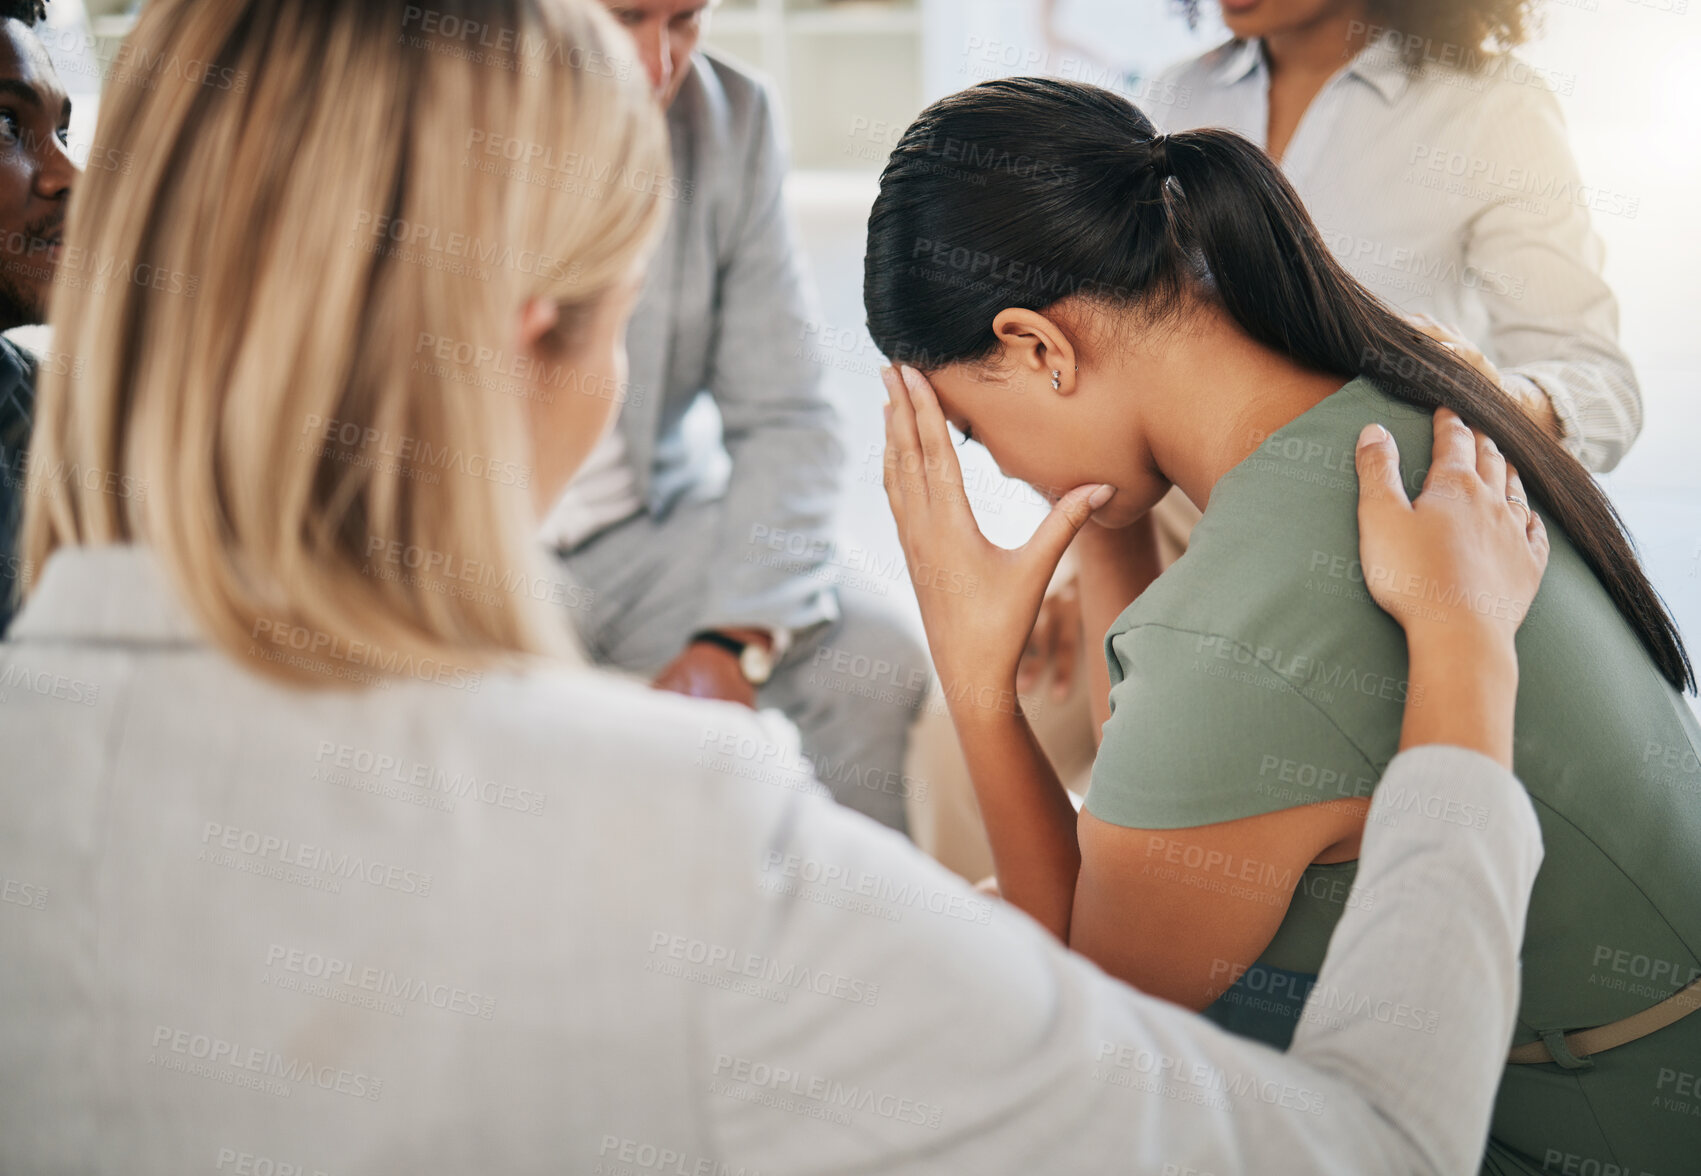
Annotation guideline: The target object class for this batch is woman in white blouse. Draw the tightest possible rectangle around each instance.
[0,0,1552,1171]
[1154,0,1638,471]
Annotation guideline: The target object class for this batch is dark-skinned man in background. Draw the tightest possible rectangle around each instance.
[0,0,77,636]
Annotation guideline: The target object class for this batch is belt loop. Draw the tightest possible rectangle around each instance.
[1540,1027,1594,1071]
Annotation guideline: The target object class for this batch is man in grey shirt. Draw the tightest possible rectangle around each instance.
[540,0,927,832]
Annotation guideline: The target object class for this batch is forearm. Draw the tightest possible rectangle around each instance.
[1289,745,1542,1176]
[726,748,1536,1175]
[1075,514,1163,738]
[716,758,1462,1174]
[1398,626,1518,769]
[952,705,1081,939]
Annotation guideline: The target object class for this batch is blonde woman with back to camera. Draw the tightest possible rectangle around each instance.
[0,0,1554,1171]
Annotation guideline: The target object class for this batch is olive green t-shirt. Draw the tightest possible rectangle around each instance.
[1087,376,1701,1174]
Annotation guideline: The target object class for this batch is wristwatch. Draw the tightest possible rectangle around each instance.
[690,630,775,686]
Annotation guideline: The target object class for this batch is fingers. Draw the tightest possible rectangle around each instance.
[882,365,938,523]
[1425,407,1477,489]
[1505,464,1549,567]
[899,365,962,496]
[1505,464,1528,518]
[1407,311,1444,341]
[1354,422,1410,513]
[1453,339,1490,375]
[1414,315,1499,389]
[884,365,971,519]
[879,368,914,525]
[1475,429,1508,497]
[1526,505,1550,572]
[884,364,923,462]
[1409,311,1463,347]
[1025,483,1113,581]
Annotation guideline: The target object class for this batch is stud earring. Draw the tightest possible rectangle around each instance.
[1051,370,1061,390]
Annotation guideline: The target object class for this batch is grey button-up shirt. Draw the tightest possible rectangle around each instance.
[545,52,843,637]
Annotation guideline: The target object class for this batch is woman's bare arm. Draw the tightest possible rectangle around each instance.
[1074,512,1164,738]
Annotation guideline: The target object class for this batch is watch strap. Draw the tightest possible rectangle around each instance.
[690,631,747,658]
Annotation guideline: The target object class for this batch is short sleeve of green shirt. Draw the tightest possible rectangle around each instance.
[1085,622,1385,830]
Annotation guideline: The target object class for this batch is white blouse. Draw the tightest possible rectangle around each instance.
[0,545,1542,1174]
[1151,33,1642,472]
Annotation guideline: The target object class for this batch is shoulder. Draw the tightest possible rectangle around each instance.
[425,664,800,773]
[1111,380,1424,642]
[287,663,825,834]
[1412,50,1571,129]
[1088,384,1425,827]
[1145,38,1245,130]
[0,334,36,392]
[1154,37,1242,86]
[0,338,34,447]
[1088,621,1384,831]
[674,49,781,151]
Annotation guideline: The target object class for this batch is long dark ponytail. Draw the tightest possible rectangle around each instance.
[864,77,1693,694]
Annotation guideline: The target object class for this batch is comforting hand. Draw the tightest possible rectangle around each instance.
[1354,408,1549,651]
[1408,312,1503,388]
[1017,571,1083,702]
[652,640,757,707]
[881,364,1109,717]
[1408,312,1560,438]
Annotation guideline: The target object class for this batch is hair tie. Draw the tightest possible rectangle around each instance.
[1147,133,1172,178]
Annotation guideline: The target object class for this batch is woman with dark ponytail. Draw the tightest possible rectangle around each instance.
[865,77,1700,1175]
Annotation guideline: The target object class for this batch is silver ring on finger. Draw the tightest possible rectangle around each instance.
[1506,495,1529,513]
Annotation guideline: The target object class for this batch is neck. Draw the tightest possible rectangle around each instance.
[1262,2,1372,79]
[1137,311,1346,512]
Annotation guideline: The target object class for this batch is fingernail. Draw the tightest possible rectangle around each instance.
[1087,483,1114,509]
[1357,423,1389,447]
[899,364,922,390]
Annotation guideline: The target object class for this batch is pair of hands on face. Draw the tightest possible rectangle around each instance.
[881,364,1548,711]
[881,364,1112,710]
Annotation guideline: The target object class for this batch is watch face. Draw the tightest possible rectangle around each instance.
[739,643,774,686]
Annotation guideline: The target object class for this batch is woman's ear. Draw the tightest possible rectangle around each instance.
[518,296,562,355]
[991,307,1079,394]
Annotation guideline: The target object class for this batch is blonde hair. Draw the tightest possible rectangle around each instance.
[23,0,667,687]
